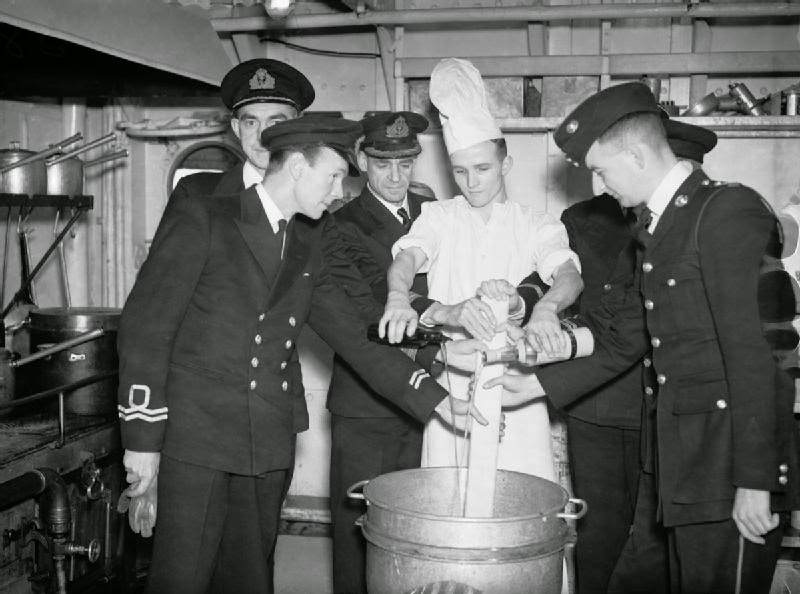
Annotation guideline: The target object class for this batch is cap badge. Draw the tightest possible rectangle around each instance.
[674,194,689,207]
[566,120,579,134]
[386,116,410,138]
[249,68,276,91]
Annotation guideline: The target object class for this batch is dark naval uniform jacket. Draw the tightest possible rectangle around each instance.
[117,187,448,475]
[560,194,641,428]
[537,169,799,526]
[326,187,434,418]
[169,163,245,202]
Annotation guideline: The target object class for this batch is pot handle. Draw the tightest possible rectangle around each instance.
[346,479,370,501]
[557,498,588,521]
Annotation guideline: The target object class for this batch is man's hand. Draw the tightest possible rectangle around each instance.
[477,279,521,315]
[483,370,546,408]
[526,302,565,356]
[732,487,779,544]
[437,339,489,373]
[434,396,488,432]
[429,298,496,342]
[123,450,160,497]
[379,290,418,344]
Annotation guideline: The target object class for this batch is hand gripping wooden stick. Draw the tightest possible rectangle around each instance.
[464,296,508,518]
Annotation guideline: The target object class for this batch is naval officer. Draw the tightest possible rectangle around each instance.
[324,110,434,594]
[168,58,314,201]
[118,115,485,594]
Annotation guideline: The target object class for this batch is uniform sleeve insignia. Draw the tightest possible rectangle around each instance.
[386,116,410,138]
[409,369,430,389]
[249,68,276,91]
[117,384,168,422]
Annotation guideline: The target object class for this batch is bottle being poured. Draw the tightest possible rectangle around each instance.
[483,315,595,366]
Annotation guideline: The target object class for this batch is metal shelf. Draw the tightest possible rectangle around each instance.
[489,116,800,138]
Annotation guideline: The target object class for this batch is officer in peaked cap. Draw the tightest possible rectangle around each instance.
[168,58,315,205]
[663,118,718,165]
[323,109,435,594]
[488,80,799,593]
[514,115,719,594]
[555,81,665,168]
[119,110,488,592]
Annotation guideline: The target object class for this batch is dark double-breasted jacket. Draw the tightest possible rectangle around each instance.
[538,169,799,526]
[117,187,447,476]
[325,187,435,418]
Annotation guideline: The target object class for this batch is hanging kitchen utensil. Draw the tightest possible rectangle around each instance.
[1,206,86,322]
[16,213,36,307]
[52,209,71,308]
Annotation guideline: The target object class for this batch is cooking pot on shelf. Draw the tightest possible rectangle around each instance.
[0,134,82,196]
[46,133,128,196]
[17,308,121,416]
[0,142,47,195]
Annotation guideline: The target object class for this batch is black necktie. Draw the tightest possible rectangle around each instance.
[397,207,412,232]
[277,219,287,258]
[633,207,654,246]
[634,207,653,233]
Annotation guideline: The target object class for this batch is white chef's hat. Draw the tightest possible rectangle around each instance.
[429,58,502,155]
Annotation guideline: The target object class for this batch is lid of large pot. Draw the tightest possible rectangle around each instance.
[28,307,122,332]
[0,142,37,165]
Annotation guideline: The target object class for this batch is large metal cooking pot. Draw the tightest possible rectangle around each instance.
[349,467,586,594]
[24,308,120,416]
[0,142,47,195]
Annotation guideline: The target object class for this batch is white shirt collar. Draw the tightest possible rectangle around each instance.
[253,183,287,234]
[646,160,693,232]
[368,184,409,223]
[242,161,264,189]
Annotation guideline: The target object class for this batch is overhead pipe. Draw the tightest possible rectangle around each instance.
[212,2,800,32]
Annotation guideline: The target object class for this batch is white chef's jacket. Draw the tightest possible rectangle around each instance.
[392,195,580,479]
[393,196,579,314]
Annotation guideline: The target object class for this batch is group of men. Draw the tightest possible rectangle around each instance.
[116,56,798,594]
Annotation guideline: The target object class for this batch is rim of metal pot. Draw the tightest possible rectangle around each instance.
[360,519,569,564]
[358,467,571,524]
[28,307,122,332]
